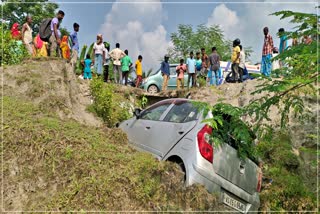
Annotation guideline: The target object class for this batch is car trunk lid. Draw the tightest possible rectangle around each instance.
[213,143,259,195]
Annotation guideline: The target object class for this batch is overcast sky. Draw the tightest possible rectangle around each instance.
[53,0,318,71]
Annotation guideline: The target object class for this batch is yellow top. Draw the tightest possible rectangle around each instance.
[135,60,142,76]
[231,46,240,63]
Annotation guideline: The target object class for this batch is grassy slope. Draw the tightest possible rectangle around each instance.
[3,96,220,211]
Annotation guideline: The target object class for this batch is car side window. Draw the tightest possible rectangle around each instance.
[170,67,176,76]
[140,104,171,121]
[163,102,198,123]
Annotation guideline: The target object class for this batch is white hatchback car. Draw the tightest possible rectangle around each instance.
[119,98,261,213]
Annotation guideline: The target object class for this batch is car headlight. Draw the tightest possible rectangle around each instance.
[143,77,149,84]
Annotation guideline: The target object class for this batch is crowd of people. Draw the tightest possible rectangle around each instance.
[9,10,315,92]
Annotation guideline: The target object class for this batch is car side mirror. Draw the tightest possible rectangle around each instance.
[133,108,142,119]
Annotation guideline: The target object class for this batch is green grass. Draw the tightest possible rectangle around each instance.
[3,96,218,211]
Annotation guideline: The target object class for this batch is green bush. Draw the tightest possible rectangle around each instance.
[257,131,316,211]
[0,25,29,65]
[89,78,131,127]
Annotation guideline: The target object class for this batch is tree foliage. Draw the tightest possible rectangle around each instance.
[245,9,319,137]
[169,24,253,63]
[3,0,59,34]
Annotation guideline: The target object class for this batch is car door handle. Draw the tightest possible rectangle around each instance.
[145,126,151,130]
[178,131,184,135]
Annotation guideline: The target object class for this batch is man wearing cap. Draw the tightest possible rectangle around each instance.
[160,55,170,91]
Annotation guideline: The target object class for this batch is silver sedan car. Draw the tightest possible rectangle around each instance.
[119,98,261,213]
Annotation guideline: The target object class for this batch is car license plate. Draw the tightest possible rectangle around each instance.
[223,193,246,213]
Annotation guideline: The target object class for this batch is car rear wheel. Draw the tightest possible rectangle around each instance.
[147,84,159,94]
[167,156,186,184]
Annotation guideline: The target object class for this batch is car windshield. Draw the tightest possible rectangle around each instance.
[148,68,160,76]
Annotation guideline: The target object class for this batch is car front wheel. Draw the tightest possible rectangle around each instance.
[147,85,159,94]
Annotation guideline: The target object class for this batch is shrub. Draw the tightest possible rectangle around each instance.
[89,78,131,127]
[0,25,28,65]
[257,130,316,211]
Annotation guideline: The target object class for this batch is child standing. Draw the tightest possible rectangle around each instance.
[135,55,143,88]
[82,54,93,80]
[176,59,187,89]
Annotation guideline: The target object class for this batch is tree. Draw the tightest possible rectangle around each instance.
[168,24,253,63]
[245,9,319,136]
[2,0,59,34]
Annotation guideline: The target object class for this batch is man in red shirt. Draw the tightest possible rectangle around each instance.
[261,27,274,77]
[200,48,208,75]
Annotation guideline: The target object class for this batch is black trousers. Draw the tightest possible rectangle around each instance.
[103,64,109,82]
[123,71,129,85]
[238,67,244,82]
[231,63,239,81]
[188,73,196,88]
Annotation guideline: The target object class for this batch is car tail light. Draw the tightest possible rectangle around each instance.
[197,125,213,163]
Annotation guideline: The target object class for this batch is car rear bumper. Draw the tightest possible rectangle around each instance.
[190,163,260,212]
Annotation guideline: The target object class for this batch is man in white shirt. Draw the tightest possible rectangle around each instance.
[109,43,126,84]
[239,45,245,83]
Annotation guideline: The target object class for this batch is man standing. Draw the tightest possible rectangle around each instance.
[49,10,65,57]
[120,50,132,86]
[261,27,274,77]
[109,43,125,84]
[187,51,196,88]
[135,55,143,88]
[278,28,287,54]
[238,45,245,83]
[21,15,34,56]
[209,47,220,85]
[103,43,110,83]
[278,28,287,68]
[200,48,208,77]
[160,55,170,91]
[231,39,241,82]
[70,23,80,67]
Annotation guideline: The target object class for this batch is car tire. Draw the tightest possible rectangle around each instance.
[147,84,159,94]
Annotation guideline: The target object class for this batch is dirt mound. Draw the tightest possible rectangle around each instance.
[2,58,102,126]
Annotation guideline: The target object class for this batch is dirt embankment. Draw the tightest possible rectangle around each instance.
[2,58,102,127]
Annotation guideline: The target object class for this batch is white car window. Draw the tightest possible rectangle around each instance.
[140,104,171,121]
[163,102,198,123]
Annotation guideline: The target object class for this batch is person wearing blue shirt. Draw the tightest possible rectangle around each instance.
[161,55,170,91]
[278,28,288,54]
[70,23,80,67]
[186,51,196,88]
[82,54,93,80]
[278,28,288,68]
